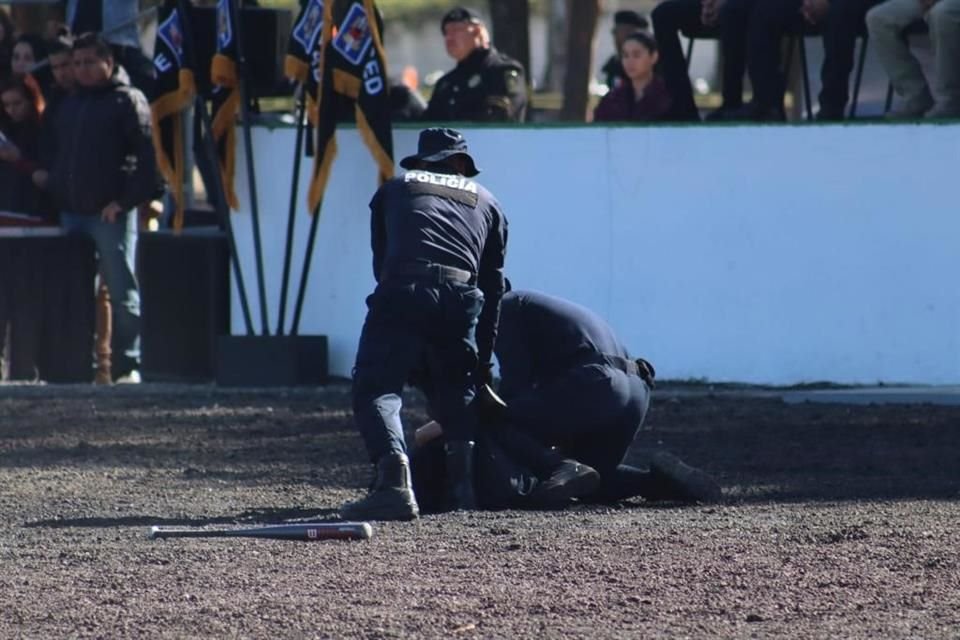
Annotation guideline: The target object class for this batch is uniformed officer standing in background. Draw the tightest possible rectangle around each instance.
[340,128,508,522]
[423,7,528,123]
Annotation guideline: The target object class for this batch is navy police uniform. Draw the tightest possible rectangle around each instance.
[495,290,655,497]
[424,47,527,123]
[349,129,507,517]
[411,289,721,510]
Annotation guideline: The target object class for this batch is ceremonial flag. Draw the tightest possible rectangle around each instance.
[284,0,325,85]
[307,0,393,213]
[210,0,241,210]
[150,0,196,231]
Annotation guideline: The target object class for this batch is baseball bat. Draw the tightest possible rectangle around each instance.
[148,522,373,541]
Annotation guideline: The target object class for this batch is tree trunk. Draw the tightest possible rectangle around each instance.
[560,0,600,121]
[541,0,567,93]
[487,0,530,78]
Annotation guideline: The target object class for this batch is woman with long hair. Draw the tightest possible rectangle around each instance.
[593,31,673,122]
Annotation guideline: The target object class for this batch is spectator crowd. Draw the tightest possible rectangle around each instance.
[0,2,156,386]
[0,1,955,386]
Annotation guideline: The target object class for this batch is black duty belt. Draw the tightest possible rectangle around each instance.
[584,353,656,387]
[382,263,476,286]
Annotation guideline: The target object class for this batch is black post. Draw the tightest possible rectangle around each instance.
[175,0,254,336]
[289,203,321,336]
[275,85,307,336]
[229,0,271,335]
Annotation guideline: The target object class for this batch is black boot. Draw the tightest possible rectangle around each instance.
[492,428,600,508]
[340,452,420,521]
[648,451,722,503]
[445,440,477,510]
[529,454,600,508]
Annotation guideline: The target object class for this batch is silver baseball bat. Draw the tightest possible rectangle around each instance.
[148,522,373,541]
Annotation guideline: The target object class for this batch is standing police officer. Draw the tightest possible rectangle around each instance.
[424,7,528,123]
[340,128,508,522]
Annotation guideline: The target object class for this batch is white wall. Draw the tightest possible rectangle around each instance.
[230,124,960,385]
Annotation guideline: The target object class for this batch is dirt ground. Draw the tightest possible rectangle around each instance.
[1,382,958,639]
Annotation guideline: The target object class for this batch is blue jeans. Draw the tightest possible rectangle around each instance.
[352,280,485,462]
[61,211,141,376]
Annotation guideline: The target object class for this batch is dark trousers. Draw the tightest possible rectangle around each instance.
[717,0,759,109]
[352,280,484,462]
[819,0,883,117]
[505,364,651,482]
[739,0,803,112]
[651,0,705,120]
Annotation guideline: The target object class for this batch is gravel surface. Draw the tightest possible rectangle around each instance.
[1,383,958,638]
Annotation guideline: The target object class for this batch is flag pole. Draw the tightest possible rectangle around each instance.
[289,201,322,336]
[275,83,307,336]
[229,0,271,335]
[174,0,255,336]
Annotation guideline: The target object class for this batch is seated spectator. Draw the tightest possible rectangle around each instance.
[716,0,797,122]
[652,0,749,121]
[593,31,672,122]
[423,7,528,122]
[601,9,650,90]
[809,0,885,120]
[0,78,50,217]
[867,0,960,119]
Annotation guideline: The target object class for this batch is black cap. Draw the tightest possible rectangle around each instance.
[441,7,483,31]
[613,10,649,29]
[399,128,481,177]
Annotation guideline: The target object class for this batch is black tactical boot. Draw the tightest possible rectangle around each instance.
[529,457,601,508]
[340,452,420,521]
[445,440,477,510]
[648,451,722,503]
[490,428,600,508]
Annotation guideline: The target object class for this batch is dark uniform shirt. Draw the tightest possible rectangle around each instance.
[424,47,527,123]
[369,168,508,366]
[495,289,630,401]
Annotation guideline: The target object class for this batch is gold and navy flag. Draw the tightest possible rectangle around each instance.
[210,0,240,210]
[284,0,325,85]
[308,0,393,213]
[150,0,196,231]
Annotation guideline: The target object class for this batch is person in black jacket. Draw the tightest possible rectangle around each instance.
[35,33,155,383]
[340,128,508,521]
[423,7,527,122]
